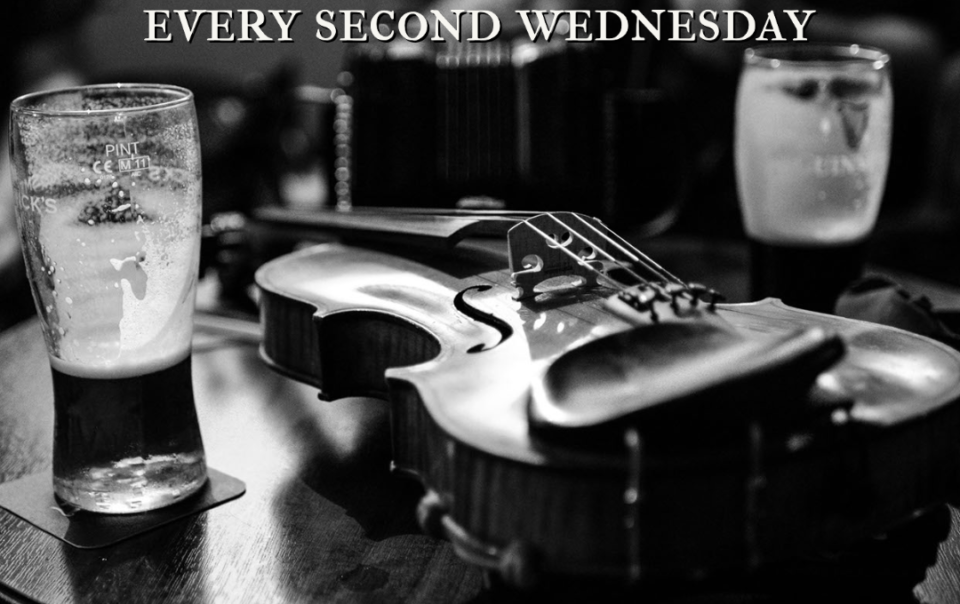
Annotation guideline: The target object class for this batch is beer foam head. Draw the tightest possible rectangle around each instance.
[39,177,200,373]
[49,334,190,379]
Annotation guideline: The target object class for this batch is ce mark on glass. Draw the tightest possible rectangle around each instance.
[93,142,152,175]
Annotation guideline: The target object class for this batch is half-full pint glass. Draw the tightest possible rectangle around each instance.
[735,44,892,312]
[10,84,207,513]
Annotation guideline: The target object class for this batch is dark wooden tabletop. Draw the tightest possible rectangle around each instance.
[3,237,960,604]
[0,315,483,604]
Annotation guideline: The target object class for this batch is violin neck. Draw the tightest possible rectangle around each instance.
[254,207,725,320]
[254,206,527,248]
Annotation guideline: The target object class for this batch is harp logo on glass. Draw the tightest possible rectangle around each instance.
[93,142,151,175]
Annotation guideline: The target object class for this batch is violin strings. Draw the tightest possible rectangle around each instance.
[519,219,633,291]
[566,214,687,286]
[541,214,651,286]
[560,216,725,306]
[515,212,723,309]
[529,212,689,291]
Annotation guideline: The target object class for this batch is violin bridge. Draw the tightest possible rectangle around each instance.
[507,213,628,300]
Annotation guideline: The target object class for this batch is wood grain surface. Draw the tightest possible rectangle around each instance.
[4,237,960,603]
[0,319,482,604]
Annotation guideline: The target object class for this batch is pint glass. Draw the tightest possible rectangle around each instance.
[10,84,207,513]
[735,44,892,312]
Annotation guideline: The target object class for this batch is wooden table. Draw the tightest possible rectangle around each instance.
[3,238,960,603]
[0,316,482,603]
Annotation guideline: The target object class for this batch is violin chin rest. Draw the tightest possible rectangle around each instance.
[527,321,847,445]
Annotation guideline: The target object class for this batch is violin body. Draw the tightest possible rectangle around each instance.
[256,227,960,586]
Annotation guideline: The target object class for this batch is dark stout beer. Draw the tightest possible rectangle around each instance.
[51,355,207,513]
[750,239,866,313]
[735,46,891,315]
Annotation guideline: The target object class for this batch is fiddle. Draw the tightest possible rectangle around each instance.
[254,209,960,588]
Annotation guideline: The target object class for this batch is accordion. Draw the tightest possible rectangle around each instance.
[337,40,687,230]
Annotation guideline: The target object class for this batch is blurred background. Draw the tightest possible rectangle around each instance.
[4,0,960,329]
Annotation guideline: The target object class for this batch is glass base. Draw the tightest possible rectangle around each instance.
[749,238,867,314]
[54,454,207,514]
[50,356,208,514]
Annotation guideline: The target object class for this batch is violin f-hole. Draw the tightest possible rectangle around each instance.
[454,285,514,353]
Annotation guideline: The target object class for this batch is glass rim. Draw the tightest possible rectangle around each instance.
[743,43,890,69]
[10,83,194,117]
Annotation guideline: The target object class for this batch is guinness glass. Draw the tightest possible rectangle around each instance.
[735,44,892,312]
[10,84,207,513]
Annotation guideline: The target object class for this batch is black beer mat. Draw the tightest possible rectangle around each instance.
[0,467,244,549]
